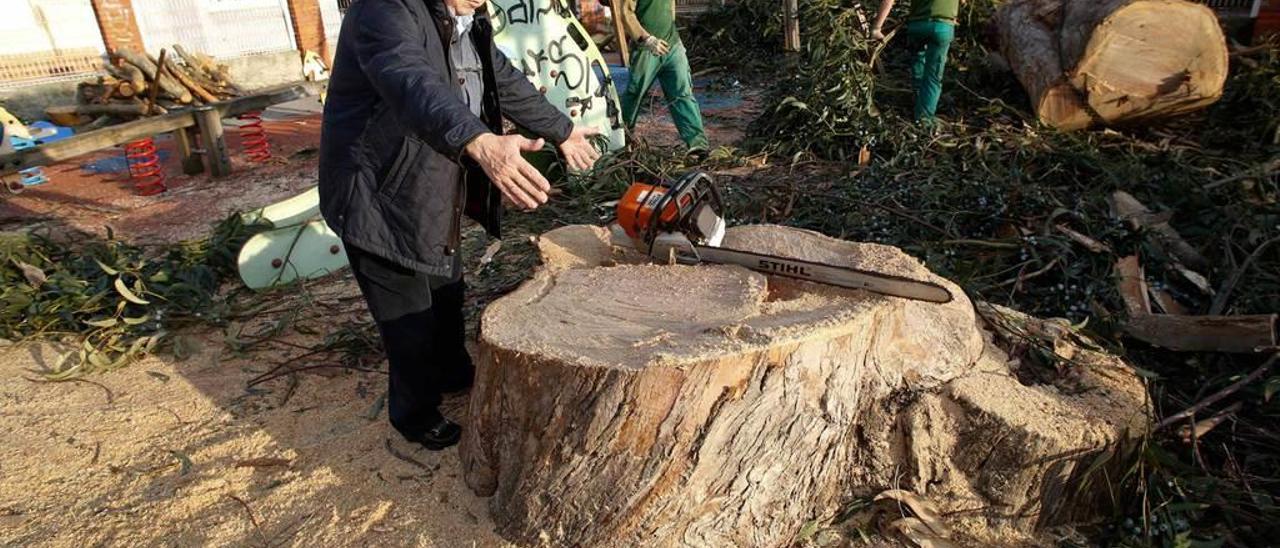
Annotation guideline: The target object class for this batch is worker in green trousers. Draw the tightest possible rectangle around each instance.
[618,0,709,158]
[871,0,959,123]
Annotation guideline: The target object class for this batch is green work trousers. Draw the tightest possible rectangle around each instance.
[906,20,955,123]
[621,41,709,150]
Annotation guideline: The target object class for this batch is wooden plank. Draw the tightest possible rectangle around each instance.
[1125,314,1278,353]
[196,106,233,178]
[0,112,195,176]
[611,7,631,68]
[0,82,322,177]
[1114,255,1151,316]
[215,82,324,118]
[174,127,204,175]
[783,0,801,51]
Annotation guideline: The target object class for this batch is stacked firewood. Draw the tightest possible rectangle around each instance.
[47,46,245,127]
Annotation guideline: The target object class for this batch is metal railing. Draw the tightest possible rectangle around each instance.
[0,0,107,89]
[0,49,105,90]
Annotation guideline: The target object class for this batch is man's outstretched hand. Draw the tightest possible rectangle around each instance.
[559,126,602,172]
[465,133,550,210]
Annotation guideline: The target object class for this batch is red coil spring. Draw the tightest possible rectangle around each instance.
[238,111,273,163]
[124,137,167,196]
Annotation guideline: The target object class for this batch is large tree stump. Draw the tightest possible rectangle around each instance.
[461,224,1150,546]
[995,0,1228,130]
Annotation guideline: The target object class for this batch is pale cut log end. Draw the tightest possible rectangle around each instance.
[537,224,623,271]
[1070,0,1229,124]
[1037,83,1095,130]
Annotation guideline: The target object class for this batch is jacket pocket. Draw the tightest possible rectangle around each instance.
[377,137,422,199]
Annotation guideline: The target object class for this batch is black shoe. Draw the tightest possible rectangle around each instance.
[687,147,709,163]
[403,418,462,450]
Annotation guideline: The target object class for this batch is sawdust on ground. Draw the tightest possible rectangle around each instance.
[0,79,771,547]
[0,325,513,547]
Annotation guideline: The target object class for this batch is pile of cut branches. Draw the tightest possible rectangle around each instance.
[685,0,1279,544]
[0,215,261,377]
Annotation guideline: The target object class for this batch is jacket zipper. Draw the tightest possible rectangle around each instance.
[441,14,464,257]
[447,167,466,256]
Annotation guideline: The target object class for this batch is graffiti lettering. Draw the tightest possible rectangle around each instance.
[505,0,554,26]
[489,0,626,149]
[547,36,587,90]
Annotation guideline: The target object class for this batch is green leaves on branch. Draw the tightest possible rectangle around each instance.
[0,214,264,377]
[114,277,151,305]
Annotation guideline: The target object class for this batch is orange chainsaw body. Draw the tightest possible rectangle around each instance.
[617,182,694,239]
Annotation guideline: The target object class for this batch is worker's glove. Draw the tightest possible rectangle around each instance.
[639,35,671,56]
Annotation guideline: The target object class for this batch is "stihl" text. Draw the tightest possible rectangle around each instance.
[758,259,811,277]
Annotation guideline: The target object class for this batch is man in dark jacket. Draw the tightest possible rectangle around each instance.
[320,0,600,450]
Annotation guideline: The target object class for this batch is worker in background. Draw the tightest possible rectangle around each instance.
[618,0,710,160]
[320,0,601,450]
[870,0,958,124]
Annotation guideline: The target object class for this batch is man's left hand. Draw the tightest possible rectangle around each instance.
[559,126,602,172]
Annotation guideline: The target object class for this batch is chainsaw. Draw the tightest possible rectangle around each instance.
[614,171,953,303]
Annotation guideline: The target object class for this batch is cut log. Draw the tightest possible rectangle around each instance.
[115,48,193,104]
[162,58,219,104]
[995,0,1094,130]
[461,224,1150,546]
[995,0,1228,130]
[174,44,243,94]
[106,62,147,95]
[75,81,109,105]
[116,81,137,99]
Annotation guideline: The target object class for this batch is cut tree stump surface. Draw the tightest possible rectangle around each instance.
[483,224,980,378]
[462,224,1149,547]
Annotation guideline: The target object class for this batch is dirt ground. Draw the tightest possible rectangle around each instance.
[0,84,759,547]
[0,324,506,547]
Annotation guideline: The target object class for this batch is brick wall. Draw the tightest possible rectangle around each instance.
[286,0,331,65]
[89,0,145,54]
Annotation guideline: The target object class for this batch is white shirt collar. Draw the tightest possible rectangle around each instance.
[446,6,474,40]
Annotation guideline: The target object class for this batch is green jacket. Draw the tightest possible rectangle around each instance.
[620,0,678,44]
[908,0,959,23]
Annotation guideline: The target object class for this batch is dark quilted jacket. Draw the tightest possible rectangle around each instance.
[319,0,573,276]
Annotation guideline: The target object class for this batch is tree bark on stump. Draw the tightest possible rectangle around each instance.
[461,225,1150,546]
[995,0,1228,130]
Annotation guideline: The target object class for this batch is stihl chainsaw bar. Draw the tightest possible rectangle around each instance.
[616,170,954,304]
[690,245,954,304]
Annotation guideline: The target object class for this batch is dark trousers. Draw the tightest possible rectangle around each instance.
[345,243,473,436]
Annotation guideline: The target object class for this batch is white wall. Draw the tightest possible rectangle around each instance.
[0,0,105,55]
[132,0,297,59]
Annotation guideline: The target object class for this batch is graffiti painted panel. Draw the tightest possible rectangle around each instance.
[489,0,626,151]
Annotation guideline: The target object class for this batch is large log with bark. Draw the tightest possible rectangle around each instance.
[460,224,1151,546]
[995,0,1229,130]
